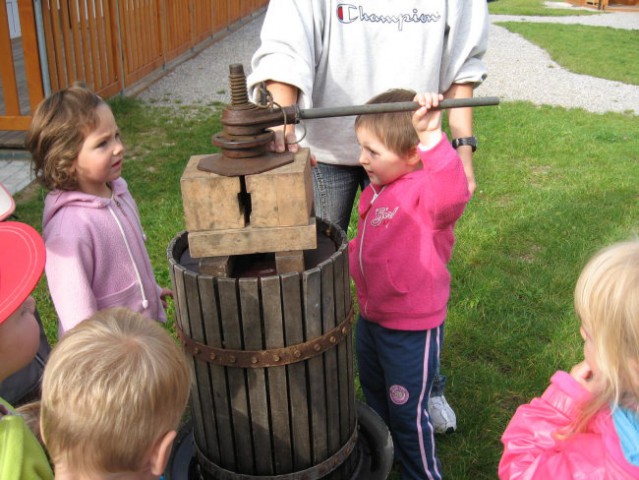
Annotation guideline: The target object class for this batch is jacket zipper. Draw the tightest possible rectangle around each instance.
[358,185,384,317]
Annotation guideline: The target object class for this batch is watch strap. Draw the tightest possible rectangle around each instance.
[451,136,477,152]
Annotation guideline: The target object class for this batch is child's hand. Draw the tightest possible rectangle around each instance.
[412,92,444,148]
[569,360,600,394]
[160,288,173,309]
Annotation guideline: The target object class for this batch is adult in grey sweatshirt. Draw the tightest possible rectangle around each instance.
[248,0,488,231]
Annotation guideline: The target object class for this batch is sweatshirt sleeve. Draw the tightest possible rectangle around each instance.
[247,0,325,108]
[418,134,470,229]
[440,1,489,90]
[498,371,601,480]
[45,235,98,335]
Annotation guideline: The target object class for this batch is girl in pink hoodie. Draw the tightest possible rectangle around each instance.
[26,85,171,337]
[499,240,639,479]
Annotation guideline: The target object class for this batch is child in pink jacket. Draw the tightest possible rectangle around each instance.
[26,85,171,336]
[349,89,470,480]
[499,240,639,479]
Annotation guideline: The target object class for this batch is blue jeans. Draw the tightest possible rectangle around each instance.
[357,317,444,480]
[312,162,369,233]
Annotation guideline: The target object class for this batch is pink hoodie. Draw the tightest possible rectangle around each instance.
[500,371,639,479]
[348,135,469,331]
[42,177,166,336]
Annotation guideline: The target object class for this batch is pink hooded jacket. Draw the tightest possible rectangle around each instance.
[499,371,639,479]
[348,135,469,331]
[42,177,166,336]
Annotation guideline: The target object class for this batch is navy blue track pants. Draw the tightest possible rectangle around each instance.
[356,316,444,480]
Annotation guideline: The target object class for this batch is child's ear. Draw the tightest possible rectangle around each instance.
[406,147,421,166]
[149,430,177,477]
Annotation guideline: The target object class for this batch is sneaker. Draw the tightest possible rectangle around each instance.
[428,395,457,434]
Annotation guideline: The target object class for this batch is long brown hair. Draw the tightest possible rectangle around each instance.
[25,84,106,191]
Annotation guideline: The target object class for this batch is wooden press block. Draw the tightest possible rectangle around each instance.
[275,250,305,274]
[180,155,245,231]
[198,256,234,277]
[188,219,317,258]
[245,148,314,228]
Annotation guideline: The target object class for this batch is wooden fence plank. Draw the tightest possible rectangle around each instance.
[140,0,153,71]
[0,116,30,130]
[69,0,87,85]
[102,2,121,96]
[213,0,229,33]
[124,0,137,82]
[48,1,67,87]
[88,0,102,87]
[96,4,108,88]
[17,0,43,112]
[0,3,20,115]
[40,2,58,91]
[58,0,76,82]
[78,0,94,86]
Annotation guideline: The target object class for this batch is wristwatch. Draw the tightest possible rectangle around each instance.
[451,136,477,152]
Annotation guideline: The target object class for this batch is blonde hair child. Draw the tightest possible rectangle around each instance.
[41,307,191,480]
[499,240,639,479]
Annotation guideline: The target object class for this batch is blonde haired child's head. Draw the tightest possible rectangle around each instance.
[26,84,107,191]
[41,307,191,478]
[354,88,418,157]
[574,240,639,419]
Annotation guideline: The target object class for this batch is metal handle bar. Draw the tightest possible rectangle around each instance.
[296,96,500,120]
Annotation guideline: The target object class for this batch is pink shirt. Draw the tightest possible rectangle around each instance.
[349,135,469,330]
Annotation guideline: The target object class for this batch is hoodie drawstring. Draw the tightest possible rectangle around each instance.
[108,206,149,309]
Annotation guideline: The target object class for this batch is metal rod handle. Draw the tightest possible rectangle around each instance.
[298,97,500,120]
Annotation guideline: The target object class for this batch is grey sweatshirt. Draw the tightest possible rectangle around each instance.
[247,0,488,166]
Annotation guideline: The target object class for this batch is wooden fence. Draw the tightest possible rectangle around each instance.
[0,0,268,131]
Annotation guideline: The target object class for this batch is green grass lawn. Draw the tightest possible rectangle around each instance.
[497,22,639,86]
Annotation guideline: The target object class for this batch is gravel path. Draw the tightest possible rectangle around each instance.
[138,6,639,115]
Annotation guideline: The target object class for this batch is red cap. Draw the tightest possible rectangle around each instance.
[0,182,15,222]
[0,222,46,324]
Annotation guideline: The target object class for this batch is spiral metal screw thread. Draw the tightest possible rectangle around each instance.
[229,64,249,106]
